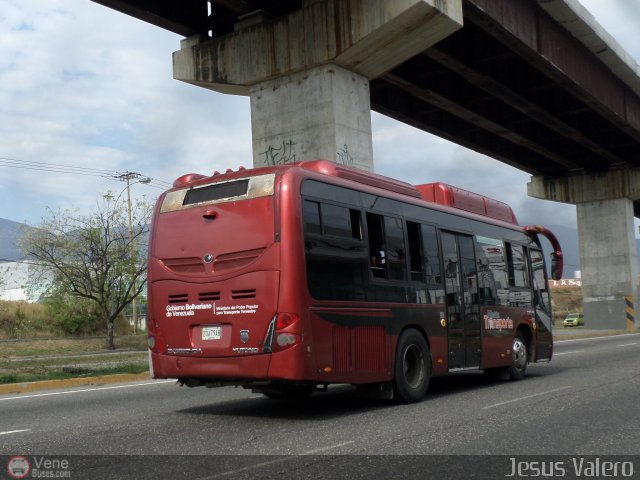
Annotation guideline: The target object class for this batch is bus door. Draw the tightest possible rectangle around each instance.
[441,232,481,369]
[529,248,553,360]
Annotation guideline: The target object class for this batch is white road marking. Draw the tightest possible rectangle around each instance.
[200,457,296,479]
[0,429,30,435]
[0,380,175,402]
[482,386,573,410]
[554,335,640,354]
[303,441,355,454]
[199,441,355,479]
[555,332,640,344]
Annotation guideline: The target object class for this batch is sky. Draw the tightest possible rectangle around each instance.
[1,0,640,230]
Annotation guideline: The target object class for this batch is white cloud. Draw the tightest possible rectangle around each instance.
[0,1,254,224]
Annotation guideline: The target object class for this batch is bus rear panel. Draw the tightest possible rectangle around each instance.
[148,170,306,386]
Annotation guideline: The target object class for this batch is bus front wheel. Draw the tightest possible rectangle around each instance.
[393,329,431,403]
[509,333,528,380]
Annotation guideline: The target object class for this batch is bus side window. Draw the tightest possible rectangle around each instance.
[322,203,358,238]
[529,249,550,311]
[366,213,406,280]
[407,221,424,282]
[303,200,321,235]
[366,212,386,278]
[422,225,443,303]
[506,243,532,307]
[507,243,529,288]
[384,216,406,281]
[350,209,363,240]
[303,200,368,301]
[475,236,508,306]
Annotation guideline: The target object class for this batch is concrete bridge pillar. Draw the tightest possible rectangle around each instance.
[576,198,638,329]
[528,168,640,330]
[172,0,463,170]
[250,65,372,170]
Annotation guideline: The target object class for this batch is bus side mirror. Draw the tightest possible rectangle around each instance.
[551,253,560,281]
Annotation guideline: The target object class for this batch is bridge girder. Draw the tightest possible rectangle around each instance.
[91,0,640,209]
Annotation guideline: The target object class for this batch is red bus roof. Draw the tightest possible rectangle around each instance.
[297,161,518,225]
[299,160,421,199]
[415,182,518,225]
[169,160,518,225]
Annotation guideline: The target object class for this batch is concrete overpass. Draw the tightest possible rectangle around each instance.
[91,0,640,329]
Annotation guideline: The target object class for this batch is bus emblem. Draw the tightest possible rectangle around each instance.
[240,330,250,343]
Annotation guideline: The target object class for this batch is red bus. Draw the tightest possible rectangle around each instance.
[147,160,562,403]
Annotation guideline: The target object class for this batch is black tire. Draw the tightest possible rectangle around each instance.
[393,328,431,403]
[509,333,528,380]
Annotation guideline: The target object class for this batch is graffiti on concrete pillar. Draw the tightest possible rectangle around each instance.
[336,144,354,167]
[261,139,298,166]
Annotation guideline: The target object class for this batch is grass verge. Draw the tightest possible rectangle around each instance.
[1,336,149,384]
[0,335,147,357]
[0,363,149,385]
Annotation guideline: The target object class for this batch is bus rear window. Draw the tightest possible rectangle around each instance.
[183,180,249,206]
[160,173,276,213]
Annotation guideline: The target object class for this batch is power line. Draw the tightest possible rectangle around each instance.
[0,157,171,189]
[0,158,117,178]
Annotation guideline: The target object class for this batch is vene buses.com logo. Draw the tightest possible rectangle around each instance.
[7,456,71,478]
[7,456,30,479]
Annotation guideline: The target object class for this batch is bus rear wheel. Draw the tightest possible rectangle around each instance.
[393,329,431,403]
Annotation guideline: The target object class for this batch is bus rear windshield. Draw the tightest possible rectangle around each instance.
[184,180,249,206]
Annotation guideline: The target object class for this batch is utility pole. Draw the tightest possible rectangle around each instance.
[115,171,150,334]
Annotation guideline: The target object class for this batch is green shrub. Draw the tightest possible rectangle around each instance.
[42,294,103,336]
[0,295,135,340]
[0,301,53,339]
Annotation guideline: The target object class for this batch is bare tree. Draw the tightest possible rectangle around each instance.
[20,194,152,349]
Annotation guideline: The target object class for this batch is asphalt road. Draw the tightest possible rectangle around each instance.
[1,333,639,479]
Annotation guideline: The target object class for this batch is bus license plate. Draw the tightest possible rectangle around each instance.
[202,326,221,340]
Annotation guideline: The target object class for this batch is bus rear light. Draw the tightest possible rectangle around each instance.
[273,332,300,352]
[276,312,299,330]
[267,313,301,352]
[276,333,297,347]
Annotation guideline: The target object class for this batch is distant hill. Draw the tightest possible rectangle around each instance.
[0,218,27,262]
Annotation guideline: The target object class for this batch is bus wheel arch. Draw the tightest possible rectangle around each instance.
[392,327,432,403]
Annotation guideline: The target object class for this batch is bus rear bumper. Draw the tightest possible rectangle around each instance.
[150,351,272,383]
